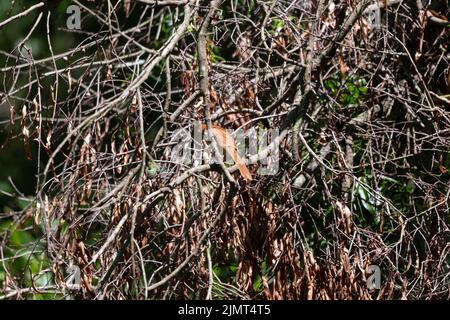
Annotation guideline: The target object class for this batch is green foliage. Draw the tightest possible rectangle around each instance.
[213,262,237,283]
[0,218,52,294]
[353,174,415,230]
[209,44,225,63]
[324,76,369,107]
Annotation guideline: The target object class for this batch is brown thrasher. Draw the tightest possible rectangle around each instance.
[201,124,252,181]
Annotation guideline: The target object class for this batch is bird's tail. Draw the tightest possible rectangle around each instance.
[202,124,253,181]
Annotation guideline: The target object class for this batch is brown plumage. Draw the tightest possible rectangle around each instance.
[201,124,252,181]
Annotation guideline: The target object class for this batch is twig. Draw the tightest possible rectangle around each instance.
[0,2,44,29]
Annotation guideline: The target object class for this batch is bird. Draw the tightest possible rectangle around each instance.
[201,123,252,181]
